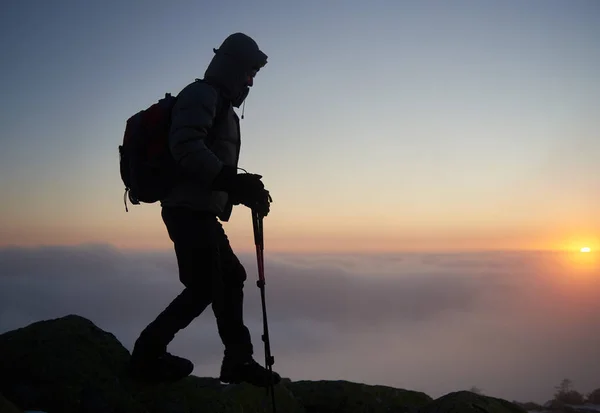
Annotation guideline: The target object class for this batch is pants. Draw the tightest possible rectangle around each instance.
[133,206,253,361]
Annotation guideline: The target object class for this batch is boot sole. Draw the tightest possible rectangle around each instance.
[219,374,241,384]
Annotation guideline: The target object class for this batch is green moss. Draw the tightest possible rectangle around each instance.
[220,381,305,413]
[0,314,144,413]
[124,376,235,413]
[419,391,528,413]
[0,393,22,413]
[287,379,432,412]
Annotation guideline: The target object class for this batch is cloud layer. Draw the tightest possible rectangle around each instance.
[1,244,598,403]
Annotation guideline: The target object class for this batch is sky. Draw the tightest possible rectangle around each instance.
[0,2,599,406]
[0,0,599,253]
[0,246,598,404]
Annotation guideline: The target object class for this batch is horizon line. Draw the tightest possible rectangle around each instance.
[0,242,573,255]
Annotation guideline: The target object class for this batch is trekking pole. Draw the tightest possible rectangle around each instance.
[252,209,277,413]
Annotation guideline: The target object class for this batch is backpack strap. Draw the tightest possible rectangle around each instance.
[194,78,229,122]
[190,78,230,149]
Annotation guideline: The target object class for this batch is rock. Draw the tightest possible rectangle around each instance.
[0,314,302,413]
[79,385,117,413]
[1,393,22,413]
[126,375,304,413]
[517,401,544,411]
[419,390,528,413]
[0,314,143,413]
[0,314,531,413]
[287,379,432,412]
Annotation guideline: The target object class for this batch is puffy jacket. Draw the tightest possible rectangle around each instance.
[160,33,268,222]
[160,80,239,220]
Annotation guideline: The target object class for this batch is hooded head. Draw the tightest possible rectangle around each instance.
[204,33,268,107]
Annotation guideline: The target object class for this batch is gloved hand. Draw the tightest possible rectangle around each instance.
[213,165,270,214]
[250,189,273,217]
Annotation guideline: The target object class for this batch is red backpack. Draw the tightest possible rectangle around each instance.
[118,80,225,211]
[118,92,179,211]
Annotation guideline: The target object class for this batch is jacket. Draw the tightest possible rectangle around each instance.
[160,33,268,222]
[160,79,240,221]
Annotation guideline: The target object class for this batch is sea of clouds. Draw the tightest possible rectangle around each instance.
[1,244,598,404]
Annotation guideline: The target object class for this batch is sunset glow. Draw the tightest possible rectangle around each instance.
[0,1,598,256]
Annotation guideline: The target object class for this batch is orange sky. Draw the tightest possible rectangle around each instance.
[1,203,597,254]
[1,0,598,257]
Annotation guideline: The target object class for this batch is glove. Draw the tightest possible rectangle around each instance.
[250,188,273,217]
[213,165,269,212]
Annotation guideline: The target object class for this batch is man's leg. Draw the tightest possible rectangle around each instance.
[211,238,253,361]
[212,228,281,387]
[130,287,210,381]
[129,207,219,382]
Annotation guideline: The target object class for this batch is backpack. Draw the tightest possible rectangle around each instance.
[118,79,225,211]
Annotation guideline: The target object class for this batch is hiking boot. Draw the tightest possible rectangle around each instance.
[129,351,194,383]
[219,357,281,387]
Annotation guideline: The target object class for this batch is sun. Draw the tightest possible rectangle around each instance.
[580,247,591,253]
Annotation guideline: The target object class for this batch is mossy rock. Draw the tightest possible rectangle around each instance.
[0,314,303,413]
[518,401,544,411]
[0,314,531,413]
[287,379,432,412]
[1,393,22,413]
[220,380,305,413]
[0,314,143,412]
[420,391,528,413]
[124,375,304,413]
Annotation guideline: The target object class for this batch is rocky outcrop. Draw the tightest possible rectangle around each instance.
[286,380,433,412]
[0,314,527,413]
[421,391,527,413]
[0,393,22,413]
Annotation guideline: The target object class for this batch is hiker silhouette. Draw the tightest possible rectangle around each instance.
[129,32,279,388]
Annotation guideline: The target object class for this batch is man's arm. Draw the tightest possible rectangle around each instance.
[168,82,233,186]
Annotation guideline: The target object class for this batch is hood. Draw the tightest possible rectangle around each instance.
[204,33,268,107]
